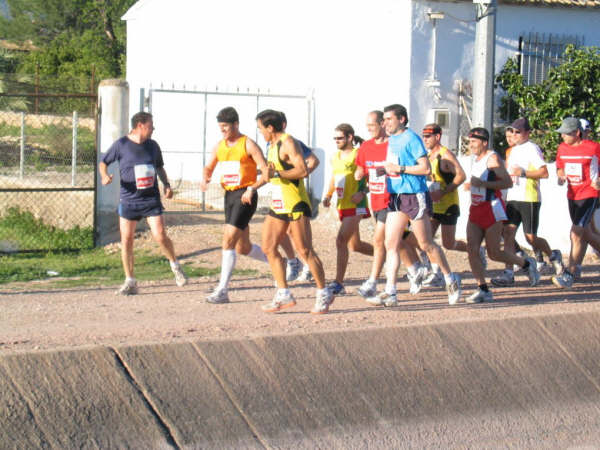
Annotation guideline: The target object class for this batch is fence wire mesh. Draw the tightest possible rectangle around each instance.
[0,85,97,253]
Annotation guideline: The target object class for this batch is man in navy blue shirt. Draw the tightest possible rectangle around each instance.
[99,112,187,295]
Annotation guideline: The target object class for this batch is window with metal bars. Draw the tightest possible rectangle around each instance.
[518,32,584,85]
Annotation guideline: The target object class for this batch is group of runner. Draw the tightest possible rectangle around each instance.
[100,106,600,312]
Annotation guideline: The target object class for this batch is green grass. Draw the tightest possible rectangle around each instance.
[0,207,94,251]
[0,248,257,288]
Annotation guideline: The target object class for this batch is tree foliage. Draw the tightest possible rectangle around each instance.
[0,0,136,84]
[496,45,600,161]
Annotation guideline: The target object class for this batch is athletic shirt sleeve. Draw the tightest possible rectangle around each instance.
[555,145,564,169]
[102,139,121,166]
[152,140,165,168]
[407,135,428,164]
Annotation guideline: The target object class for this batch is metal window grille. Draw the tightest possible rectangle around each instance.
[519,33,584,85]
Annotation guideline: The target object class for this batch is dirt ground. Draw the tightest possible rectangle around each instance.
[2,208,600,355]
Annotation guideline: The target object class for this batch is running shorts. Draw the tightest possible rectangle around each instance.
[469,198,507,230]
[568,197,598,227]
[388,192,432,221]
[432,204,460,226]
[506,201,540,234]
[268,201,312,222]
[373,208,388,224]
[118,201,163,221]
[338,206,371,221]
[224,188,258,230]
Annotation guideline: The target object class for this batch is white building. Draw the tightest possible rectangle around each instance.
[122,0,600,250]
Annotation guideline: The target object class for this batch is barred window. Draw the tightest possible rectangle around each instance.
[519,33,584,85]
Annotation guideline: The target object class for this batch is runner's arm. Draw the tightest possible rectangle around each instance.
[277,137,308,180]
[98,162,113,185]
[305,151,319,174]
[201,144,219,191]
[245,138,268,189]
[483,153,512,190]
[441,150,466,195]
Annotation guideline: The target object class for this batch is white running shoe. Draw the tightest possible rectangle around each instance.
[172,264,188,287]
[525,257,541,287]
[206,288,230,304]
[491,270,515,287]
[357,280,377,298]
[536,261,552,275]
[447,273,462,305]
[262,290,296,312]
[423,271,445,288]
[117,280,138,296]
[552,271,574,289]
[466,288,493,303]
[513,250,525,273]
[311,288,334,314]
[366,291,397,307]
[408,266,426,295]
[296,265,313,281]
[285,258,301,282]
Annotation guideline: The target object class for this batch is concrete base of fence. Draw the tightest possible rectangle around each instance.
[3,311,600,448]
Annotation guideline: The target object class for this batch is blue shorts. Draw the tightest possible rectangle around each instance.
[118,202,163,221]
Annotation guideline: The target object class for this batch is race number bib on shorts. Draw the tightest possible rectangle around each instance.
[368,167,386,194]
[134,164,155,189]
[335,174,346,198]
[565,162,583,184]
[219,161,241,187]
[271,185,285,212]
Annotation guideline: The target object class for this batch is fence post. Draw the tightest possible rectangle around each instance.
[72,111,78,187]
[96,79,129,246]
[19,112,25,179]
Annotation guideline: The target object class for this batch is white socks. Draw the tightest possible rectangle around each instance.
[247,244,268,262]
[217,249,236,292]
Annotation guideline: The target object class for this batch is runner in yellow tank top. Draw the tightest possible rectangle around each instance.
[323,124,373,294]
[256,109,333,314]
[422,123,467,287]
[201,107,269,304]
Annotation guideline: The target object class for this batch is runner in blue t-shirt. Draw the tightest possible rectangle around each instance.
[99,112,187,295]
[366,104,461,306]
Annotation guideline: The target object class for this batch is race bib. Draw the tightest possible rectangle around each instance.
[565,162,583,184]
[471,186,485,206]
[368,167,386,194]
[134,164,155,189]
[335,174,346,198]
[219,161,241,187]
[271,185,285,212]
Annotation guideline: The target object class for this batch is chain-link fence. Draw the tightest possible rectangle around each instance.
[0,81,97,253]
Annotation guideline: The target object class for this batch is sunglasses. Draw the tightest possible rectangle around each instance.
[333,136,346,141]
[422,134,433,138]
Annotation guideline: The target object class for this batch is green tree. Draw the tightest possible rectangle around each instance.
[0,0,136,81]
[496,45,600,161]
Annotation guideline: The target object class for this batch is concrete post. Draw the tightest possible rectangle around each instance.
[96,79,129,246]
[471,0,497,134]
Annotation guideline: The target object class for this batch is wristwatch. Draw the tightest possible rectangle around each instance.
[399,165,406,174]
[272,170,281,178]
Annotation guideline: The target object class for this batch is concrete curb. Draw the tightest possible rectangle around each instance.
[3,312,600,448]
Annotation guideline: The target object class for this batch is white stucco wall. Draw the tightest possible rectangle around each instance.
[123,0,414,199]
[409,1,600,150]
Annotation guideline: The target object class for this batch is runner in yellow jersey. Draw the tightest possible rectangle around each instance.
[201,107,269,303]
[323,123,373,294]
[256,109,333,314]
[421,123,467,287]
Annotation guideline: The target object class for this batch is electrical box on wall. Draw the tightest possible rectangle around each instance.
[434,110,450,130]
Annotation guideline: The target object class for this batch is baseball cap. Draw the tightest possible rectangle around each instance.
[580,118,591,131]
[555,117,581,134]
[468,127,489,141]
[510,117,531,131]
[422,124,442,135]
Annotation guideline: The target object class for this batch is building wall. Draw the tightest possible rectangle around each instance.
[124,0,413,198]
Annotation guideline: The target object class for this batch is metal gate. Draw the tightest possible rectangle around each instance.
[145,86,313,212]
[0,93,97,253]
